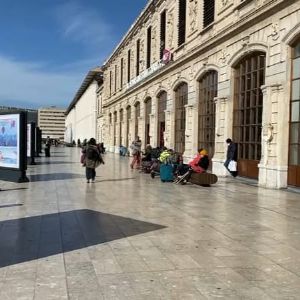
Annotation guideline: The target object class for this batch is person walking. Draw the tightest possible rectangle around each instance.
[130,136,142,169]
[224,138,238,177]
[82,138,104,183]
[45,136,51,157]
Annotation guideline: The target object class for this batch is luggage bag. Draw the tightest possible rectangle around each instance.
[160,164,174,182]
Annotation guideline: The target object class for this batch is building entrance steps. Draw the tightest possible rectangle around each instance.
[0,147,299,299]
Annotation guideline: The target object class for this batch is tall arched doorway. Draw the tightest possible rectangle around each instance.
[175,82,188,153]
[119,109,123,146]
[145,98,152,145]
[157,91,167,148]
[134,102,140,139]
[288,39,300,187]
[126,106,131,147]
[113,111,117,146]
[233,52,266,179]
[198,70,217,158]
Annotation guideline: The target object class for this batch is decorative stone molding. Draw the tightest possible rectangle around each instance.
[167,12,174,48]
[270,23,280,41]
[219,49,230,66]
[213,96,227,104]
[188,0,198,33]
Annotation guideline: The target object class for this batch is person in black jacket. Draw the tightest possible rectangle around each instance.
[224,138,238,177]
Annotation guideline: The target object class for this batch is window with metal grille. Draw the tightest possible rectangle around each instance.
[198,70,217,157]
[145,98,152,145]
[113,111,117,146]
[147,27,152,69]
[126,106,131,147]
[233,52,265,177]
[120,58,124,89]
[135,102,140,138]
[136,39,140,76]
[175,83,188,153]
[120,109,123,145]
[157,91,167,147]
[127,50,131,83]
[203,0,215,28]
[178,0,186,46]
[160,10,166,59]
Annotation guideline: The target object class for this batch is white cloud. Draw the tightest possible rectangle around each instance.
[54,1,116,51]
[0,54,96,108]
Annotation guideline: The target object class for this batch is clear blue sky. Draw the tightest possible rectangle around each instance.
[0,0,148,109]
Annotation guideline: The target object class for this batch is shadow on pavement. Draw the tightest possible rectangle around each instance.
[0,188,28,192]
[0,204,23,208]
[95,178,135,183]
[29,173,84,182]
[0,209,166,268]
[34,161,78,165]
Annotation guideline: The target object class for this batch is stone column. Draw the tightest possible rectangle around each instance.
[212,96,229,176]
[259,83,287,188]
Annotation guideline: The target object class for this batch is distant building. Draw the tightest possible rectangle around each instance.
[0,106,38,124]
[38,107,66,141]
[65,67,103,144]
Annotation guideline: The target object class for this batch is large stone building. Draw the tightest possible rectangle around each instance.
[65,67,103,144]
[38,107,66,141]
[99,0,300,189]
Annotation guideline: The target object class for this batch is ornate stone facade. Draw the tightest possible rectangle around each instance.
[98,0,300,189]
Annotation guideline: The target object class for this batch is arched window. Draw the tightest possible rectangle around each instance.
[119,109,124,146]
[288,39,300,187]
[157,91,167,148]
[233,52,266,179]
[198,70,217,159]
[175,82,188,153]
[135,102,140,139]
[113,111,117,146]
[126,106,131,147]
[145,98,152,145]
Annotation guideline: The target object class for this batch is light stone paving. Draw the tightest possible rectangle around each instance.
[0,147,300,300]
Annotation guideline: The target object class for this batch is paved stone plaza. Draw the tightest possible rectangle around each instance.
[0,148,300,299]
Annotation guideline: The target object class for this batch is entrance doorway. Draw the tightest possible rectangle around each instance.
[233,52,266,179]
[288,39,300,187]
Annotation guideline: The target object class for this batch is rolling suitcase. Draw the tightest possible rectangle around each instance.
[160,164,174,182]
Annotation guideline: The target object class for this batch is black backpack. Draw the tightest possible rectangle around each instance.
[86,147,98,160]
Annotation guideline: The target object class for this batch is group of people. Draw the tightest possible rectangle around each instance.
[128,136,238,184]
[78,135,238,184]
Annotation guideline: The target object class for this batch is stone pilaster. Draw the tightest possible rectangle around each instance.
[149,113,156,146]
[212,96,229,176]
[164,110,173,149]
[259,83,287,188]
[183,104,197,162]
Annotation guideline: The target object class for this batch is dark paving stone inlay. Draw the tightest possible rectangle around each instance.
[0,209,166,268]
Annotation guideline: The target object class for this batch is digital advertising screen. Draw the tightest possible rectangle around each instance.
[0,114,20,169]
[27,123,31,157]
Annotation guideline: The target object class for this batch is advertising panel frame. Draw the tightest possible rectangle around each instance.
[0,111,29,182]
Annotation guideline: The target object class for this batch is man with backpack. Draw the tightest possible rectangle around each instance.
[82,138,104,183]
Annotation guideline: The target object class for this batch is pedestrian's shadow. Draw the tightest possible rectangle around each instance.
[0,209,166,268]
[34,161,77,165]
[0,204,23,208]
[0,188,28,192]
[29,173,84,182]
[95,177,135,183]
